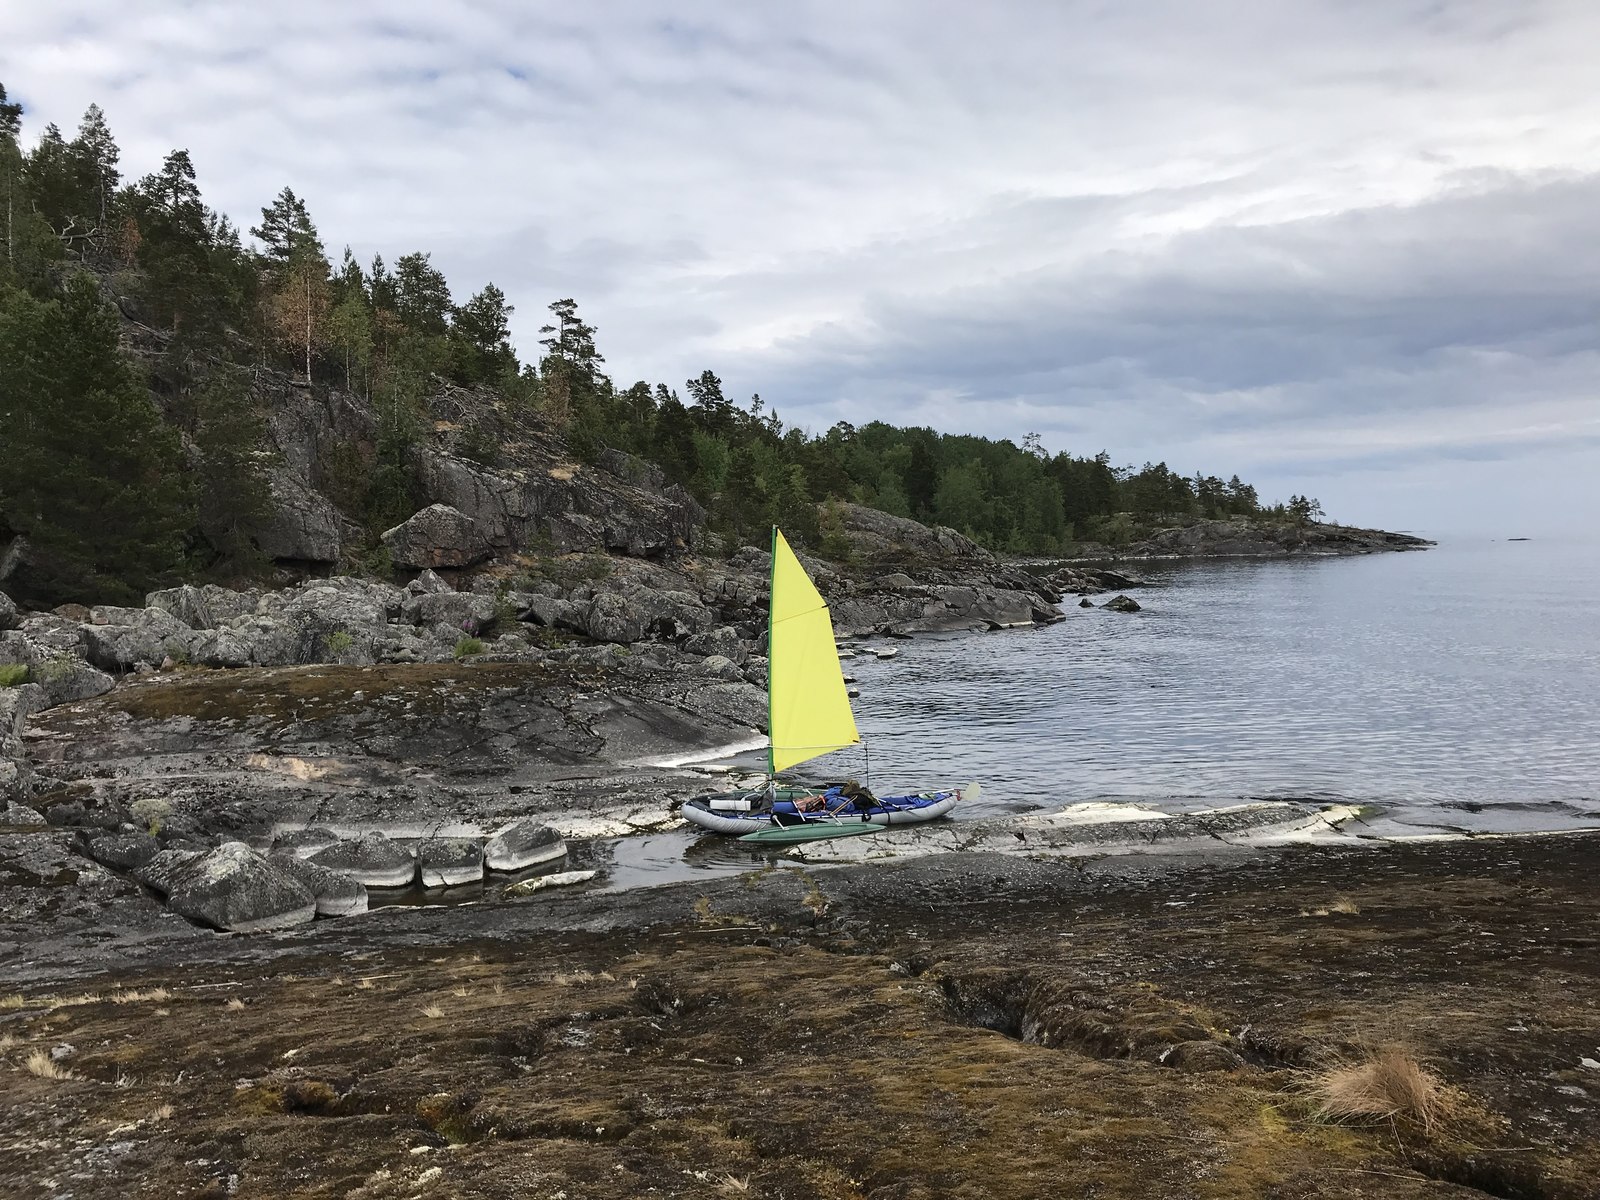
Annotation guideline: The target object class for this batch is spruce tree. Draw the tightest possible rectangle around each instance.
[0,273,194,603]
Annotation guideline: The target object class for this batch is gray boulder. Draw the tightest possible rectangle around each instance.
[196,584,264,624]
[82,608,199,672]
[576,592,648,645]
[517,594,569,627]
[682,625,747,664]
[308,831,417,888]
[0,589,16,631]
[269,852,369,917]
[163,842,316,933]
[406,569,454,596]
[401,591,497,635]
[417,838,485,887]
[27,657,115,707]
[0,682,48,742]
[256,467,341,563]
[382,504,492,570]
[484,819,567,872]
[82,829,161,872]
[19,612,87,655]
[144,585,217,630]
[4,800,44,826]
[0,630,35,667]
[702,654,745,682]
[189,626,258,668]
[134,848,203,897]
[1103,595,1142,613]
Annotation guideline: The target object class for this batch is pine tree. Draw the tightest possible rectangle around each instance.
[451,282,516,383]
[394,251,450,336]
[132,150,214,332]
[250,186,323,264]
[0,273,194,603]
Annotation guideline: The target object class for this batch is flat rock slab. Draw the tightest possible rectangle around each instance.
[308,831,417,888]
[484,819,567,872]
[271,827,341,859]
[269,853,369,917]
[163,842,316,933]
[417,837,485,888]
[503,868,597,896]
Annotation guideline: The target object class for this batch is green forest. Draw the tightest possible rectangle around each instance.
[0,86,1320,602]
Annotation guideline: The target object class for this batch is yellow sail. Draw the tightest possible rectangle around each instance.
[768,527,860,774]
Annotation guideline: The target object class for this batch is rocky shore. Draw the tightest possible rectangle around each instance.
[1067,516,1434,561]
[2,832,1596,1199]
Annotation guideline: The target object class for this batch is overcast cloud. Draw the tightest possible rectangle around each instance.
[5,1,1597,535]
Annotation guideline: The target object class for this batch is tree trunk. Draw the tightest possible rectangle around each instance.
[304,274,312,382]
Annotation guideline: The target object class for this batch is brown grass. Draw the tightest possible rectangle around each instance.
[23,1050,74,1080]
[225,998,246,1011]
[1308,1045,1455,1133]
[420,1004,445,1019]
[112,988,172,1004]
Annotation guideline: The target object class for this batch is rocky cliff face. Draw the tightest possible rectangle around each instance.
[247,371,703,568]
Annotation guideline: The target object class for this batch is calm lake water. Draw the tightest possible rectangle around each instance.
[830,535,1600,838]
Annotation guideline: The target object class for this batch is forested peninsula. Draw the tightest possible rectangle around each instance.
[0,87,1340,607]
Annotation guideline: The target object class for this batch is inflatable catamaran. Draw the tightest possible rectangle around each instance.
[680,527,974,840]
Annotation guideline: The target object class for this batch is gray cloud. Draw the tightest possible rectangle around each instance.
[6,0,1599,531]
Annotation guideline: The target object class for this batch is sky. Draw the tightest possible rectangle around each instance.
[4,1,1598,537]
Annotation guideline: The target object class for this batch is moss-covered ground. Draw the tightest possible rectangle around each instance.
[1,835,1596,1199]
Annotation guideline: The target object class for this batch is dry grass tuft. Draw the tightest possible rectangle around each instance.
[420,1004,445,1019]
[717,1174,752,1195]
[225,998,246,1012]
[550,970,597,987]
[1328,895,1360,914]
[23,1050,74,1080]
[150,1103,175,1122]
[43,992,101,1010]
[1308,1045,1455,1134]
[450,986,471,998]
[0,994,26,1010]
[0,1032,22,1051]
[111,988,172,1005]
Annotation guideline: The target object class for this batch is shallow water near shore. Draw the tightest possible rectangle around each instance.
[834,534,1600,836]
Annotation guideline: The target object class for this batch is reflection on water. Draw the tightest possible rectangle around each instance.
[365,854,583,909]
